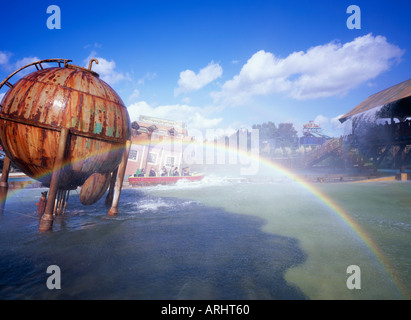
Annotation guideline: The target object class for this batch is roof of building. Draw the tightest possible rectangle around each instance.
[134,120,188,136]
[131,119,193,144]
[339,78,411,123]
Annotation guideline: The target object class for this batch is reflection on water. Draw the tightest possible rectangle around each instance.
[0,187,306,300]
[147,174,411,300]
[0,173,410,300]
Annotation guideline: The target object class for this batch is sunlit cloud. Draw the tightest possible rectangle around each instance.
[175,61,223,96]
[127,101,223,131]
[0,51,10,66]
[212,34,404,105]
[84,52,131,85]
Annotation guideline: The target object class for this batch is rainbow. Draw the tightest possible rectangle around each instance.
[197,140,410,299]
[261,159,409,297]
[0,136,409,299]
[0,145,127,211]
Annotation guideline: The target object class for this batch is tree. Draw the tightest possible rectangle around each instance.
[276,123,298,150]
[252,121,277,140]
[252,121,299,154]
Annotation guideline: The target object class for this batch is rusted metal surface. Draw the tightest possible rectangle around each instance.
[0,156,11,188]
[88,58,99,71]
[39,127,70,232]
[35,191,48,215]
[0,59,72,91]
[0,156,11,215]
[108,140,131,216]
[79,172,111,205]
[105,168,118,206]
[339,78,411,123]
[0,60,131,190]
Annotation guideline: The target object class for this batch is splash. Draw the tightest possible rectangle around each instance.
[177,138,410,299]
[1,130,409,299]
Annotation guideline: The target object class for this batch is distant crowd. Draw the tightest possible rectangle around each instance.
[133,166,191,177]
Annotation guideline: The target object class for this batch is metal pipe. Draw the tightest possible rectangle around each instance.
[62,190,70,215]
[56,190,65,216]
[53,189,60,216]
[0,156,11,187]
[108,140,131,216]
[0,156,11,215]
[88,59,99,70]
[39,127,69,232]
[105,167,118,206]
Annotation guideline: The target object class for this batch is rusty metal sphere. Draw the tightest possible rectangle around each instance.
[79,172,111,205]
[0,60,131,190]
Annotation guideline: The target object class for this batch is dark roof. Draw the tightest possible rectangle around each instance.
[339,78,411,123]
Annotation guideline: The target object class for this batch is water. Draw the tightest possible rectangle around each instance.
[0,171,410,300]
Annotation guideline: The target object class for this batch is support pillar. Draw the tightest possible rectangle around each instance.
[105,167,118,206]
[108,140,131,216]
[0,156,11,215]
[400,144,406,173]
[39,128,70,232]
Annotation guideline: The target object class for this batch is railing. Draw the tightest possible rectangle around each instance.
[0,59,72,91]
[304,137,342,167]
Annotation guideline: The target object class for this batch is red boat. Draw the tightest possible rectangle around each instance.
[128,173,205,186]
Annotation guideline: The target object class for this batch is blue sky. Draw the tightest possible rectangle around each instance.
[0,0,410,138]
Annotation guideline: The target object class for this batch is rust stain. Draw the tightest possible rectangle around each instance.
[0,63,131,190]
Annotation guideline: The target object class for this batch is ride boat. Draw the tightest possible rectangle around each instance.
[128,173,205,186]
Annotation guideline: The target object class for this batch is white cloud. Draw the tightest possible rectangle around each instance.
[127,101,223,132]
[314,114,329,127]
[84,42,102,49]
[310,114,345,137]
[0,93,5,102]
[181,96,191,104]
[175,61,222,96]
[0,53,40,70]
[11,56,45,77]
[84,52,130,85]
[137,72,157,85]
[15,56,41,70]
[128,89,140,103]
[0,53,40,80]
[0,51,10,65]
[212,33,404,105]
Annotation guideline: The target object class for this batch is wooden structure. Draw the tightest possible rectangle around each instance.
[0,59,131,230]
[339,78,411,174]
[303,137,342,168]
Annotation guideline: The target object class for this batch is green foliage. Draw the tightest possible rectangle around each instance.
[252,121,298,150]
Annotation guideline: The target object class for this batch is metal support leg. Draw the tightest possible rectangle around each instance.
[108,140,131,216]
[39,128,69,232]
[105,167,118,206]
[0,156,11,215]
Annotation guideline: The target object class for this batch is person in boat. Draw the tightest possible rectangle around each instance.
[149,167,156,177]
[161,166,168,177]
[135,168,141,177]
[182,167,191,176]
[172,167,179,176]
[138,168,145,177]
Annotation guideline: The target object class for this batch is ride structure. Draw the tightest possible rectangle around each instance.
[128,173,204,186]
[0,58,132,231]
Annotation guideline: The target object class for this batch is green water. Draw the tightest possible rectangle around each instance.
[148,176,411,299]
[0,171,410,300]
